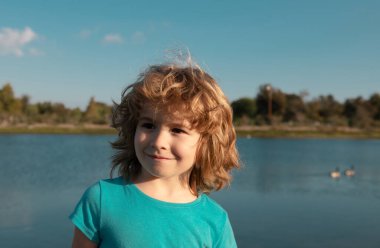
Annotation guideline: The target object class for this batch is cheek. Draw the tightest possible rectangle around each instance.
[134,131,146,163]
[134,130,146,149]
[171,143,195,161]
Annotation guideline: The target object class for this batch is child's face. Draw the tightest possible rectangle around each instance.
[134,104,201,183]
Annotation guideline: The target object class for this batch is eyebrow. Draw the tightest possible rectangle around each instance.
[138,116,154,122]
[138,116,192,129]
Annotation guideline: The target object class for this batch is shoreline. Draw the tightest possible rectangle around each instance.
[235,125,380,139]
[1,124,380,139]
[236,129,380,139]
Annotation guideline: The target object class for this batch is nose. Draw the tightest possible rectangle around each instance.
[150,128,169,150]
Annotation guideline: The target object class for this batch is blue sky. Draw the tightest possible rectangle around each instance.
[0,0,379,109]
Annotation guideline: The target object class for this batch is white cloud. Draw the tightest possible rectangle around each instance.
[131,31,146,44]
[103,33,123,44]
[0,27,38,57]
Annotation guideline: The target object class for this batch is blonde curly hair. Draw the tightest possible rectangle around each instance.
[111,64,240,193]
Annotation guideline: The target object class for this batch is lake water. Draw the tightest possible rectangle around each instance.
[1,135,380,248]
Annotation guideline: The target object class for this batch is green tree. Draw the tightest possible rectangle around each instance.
[231,97,256,126]
[9,99,22,115]
[231,98,256,119]
[25,104,39,123]
[52,103,70,123]
[69,107,84,124]
[0,83,23,123]
[37,102,54,115]
[369,93,380,120]
[343,97,372,128]
[35,102,55,123]
[0,83,16,112]
[20,95,30,114]
[84,97,112,124]
[316,95,344,125]
[255,84,286,124]
[305,100,321,122]
[283,93,306,123]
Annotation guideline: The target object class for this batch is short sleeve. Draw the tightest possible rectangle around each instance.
[69,182,101,243]
[215,214,237,248]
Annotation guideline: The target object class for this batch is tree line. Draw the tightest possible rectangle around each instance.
[231,84,380,128]
[0,83,111,125]
[1,82,380,128]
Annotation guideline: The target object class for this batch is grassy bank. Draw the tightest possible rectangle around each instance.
[236,126,380,139]
[1,124,380,139]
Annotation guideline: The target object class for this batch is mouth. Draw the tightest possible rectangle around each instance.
[146,153,173,160]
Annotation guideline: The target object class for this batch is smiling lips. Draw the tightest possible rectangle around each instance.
[147,153,174,160]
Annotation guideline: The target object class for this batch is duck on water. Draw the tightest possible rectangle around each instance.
[329,166,355,179]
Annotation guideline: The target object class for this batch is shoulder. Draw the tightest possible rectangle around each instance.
[99,176,126,188]
[99,176,127,193]
[81,177,126,200]
[199,194,229,223]
[201,194,228,215]
[83,181,101,198]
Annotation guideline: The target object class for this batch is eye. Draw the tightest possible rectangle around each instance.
[141,122,154,129]
[171,128,186,134]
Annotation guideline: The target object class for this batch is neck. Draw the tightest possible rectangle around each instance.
[132,173,198,203]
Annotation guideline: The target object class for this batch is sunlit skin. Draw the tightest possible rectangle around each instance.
[72,227,97,248]
[133,105,201,203]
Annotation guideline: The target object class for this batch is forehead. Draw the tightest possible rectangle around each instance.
[139,103,193,126]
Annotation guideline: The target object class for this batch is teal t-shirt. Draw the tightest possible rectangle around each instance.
[70,177,237,248]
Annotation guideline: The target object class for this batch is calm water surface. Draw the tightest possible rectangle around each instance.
[1,135,380,248]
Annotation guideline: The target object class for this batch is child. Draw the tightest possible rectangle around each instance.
[70,62,240,247]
